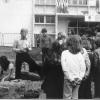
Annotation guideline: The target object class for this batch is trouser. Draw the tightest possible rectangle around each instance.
[15,52,40,79]
[63,79,80,99]
[42,47,49,64]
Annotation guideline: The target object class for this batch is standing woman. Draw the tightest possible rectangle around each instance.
[41,41,64,99]
[93,38,100,98]
[79,36,92,99]
[61,35,86,99]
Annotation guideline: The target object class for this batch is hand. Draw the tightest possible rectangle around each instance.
[74,78,81,85]
[83,75,88,80]
[1,76,10,82]
[20,48,29,53]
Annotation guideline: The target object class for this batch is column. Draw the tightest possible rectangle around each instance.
[31,0,35,47]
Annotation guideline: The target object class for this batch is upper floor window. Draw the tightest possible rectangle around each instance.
[35,15,44,23]
[73,0,77,4]
[46,16,55,23]
[35,0,45,5]
[79,0,83,4]
[83,0,87,5]
[45,0,55,5]
[68,0,88,5]
[35,15,55,24]
[35,0,55,5]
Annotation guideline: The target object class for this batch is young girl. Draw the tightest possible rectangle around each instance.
[0,56,15,82]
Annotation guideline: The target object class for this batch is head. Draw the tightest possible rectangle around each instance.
[52,41,61,54]
[95,38,100,48]
[41,28,47,36]
[67,35,82,54]
[58,32,62,38]
[0,56,10,71]
[20,28,28,39]
[81,36,92,50]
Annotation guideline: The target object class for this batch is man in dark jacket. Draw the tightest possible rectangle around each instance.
[40,28,52,64]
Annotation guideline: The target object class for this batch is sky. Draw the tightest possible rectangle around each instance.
[0,0,32,33]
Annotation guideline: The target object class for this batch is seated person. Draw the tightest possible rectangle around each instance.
[0,56,15,82]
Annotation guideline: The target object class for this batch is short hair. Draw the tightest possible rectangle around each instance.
[67,35,82,54]
[58,32,62,36]
[41,28,47,33]
[0,56,10,71]
[20,28,28,34]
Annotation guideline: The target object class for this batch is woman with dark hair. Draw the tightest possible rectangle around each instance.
[0,56,15,81]
[93,38,100,98]
[41,41,64,99]
[79,36,92,99]
[61,35,86,99]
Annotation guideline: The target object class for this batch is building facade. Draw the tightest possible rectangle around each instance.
[34,0,100,47]
[0,0,100,46]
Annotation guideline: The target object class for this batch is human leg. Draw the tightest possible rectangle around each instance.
[72,85,80,99]
[63,79,72,99]
[15,53,23,79]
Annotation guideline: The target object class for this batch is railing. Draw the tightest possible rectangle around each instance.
[0,33,56,47]
[0,33,32,46]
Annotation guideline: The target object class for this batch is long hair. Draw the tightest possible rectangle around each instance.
[0,56,10,71]
[67,35,82,54]
[81,36,92,50]
[95,38,100,48]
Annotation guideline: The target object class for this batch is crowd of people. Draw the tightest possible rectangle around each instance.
[40,28,100,99]
[0,27,100,99]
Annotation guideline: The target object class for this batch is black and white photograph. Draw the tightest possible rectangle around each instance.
[0,0,99,99]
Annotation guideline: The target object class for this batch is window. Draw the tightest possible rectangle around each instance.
[35,0,55,5]
[73,0,77,4]
[83,0,87,5]
[68,0,72,4]
[35,15,44,23]
[79,0,83,5]
[45,0,55,5]
[35,0,45,5]
[39,0,45,5]
[68,0,87,5]
[46,16,55,23]
[35,15,55,24]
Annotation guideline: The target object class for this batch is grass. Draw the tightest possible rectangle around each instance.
[0,46,42,62]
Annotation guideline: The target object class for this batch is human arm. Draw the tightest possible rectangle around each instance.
[12,40,21,53]
[82,48,91,79]
[61,51,73,82]
[84,52,91,79]
[1,63,14,82]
